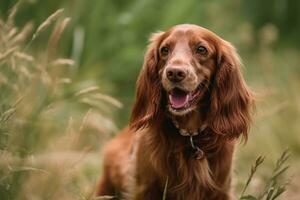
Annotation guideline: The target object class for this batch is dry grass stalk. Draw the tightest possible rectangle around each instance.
[32,8,64,41]
[47,17,71,59]
[12,166,49,175]
[58,78,72,84]
[52,58,75,66]
[91,93,122,108]
[7,27,18,40]
[0,47,19,62]
[79,109,92,134]
[75,86,100,97]
[7,1,21,28]
[19,66,32,78]
[11,22,33,45]
[15,51,34,62]
[162,177,169,200]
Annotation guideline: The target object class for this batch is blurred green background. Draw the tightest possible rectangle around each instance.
[0,0,299,199]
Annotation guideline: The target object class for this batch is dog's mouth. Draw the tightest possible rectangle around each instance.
[168,84,205,112]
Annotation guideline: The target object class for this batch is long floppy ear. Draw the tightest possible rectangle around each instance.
[208,40,254,140]
[129,32,165,130]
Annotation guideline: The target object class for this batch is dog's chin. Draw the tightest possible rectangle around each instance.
[167,104,197,116]
[165,85,204,116]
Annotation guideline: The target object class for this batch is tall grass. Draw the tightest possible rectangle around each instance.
[0,3,119,200]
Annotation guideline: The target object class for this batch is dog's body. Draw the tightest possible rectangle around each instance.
[97,24,254,200]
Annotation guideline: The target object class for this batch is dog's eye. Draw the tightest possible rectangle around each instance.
[196,46,207,55]
[161,46,169,55]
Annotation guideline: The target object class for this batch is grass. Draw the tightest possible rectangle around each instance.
[0,3,119,200]
[239,150,290,200]
[240,156,265,199]
[1,1,300,200]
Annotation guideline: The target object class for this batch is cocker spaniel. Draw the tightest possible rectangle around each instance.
[96,24,254,200]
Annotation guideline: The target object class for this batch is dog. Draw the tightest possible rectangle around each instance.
[96,24,254,200]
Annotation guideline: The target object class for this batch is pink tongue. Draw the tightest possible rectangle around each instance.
[169,93,189,109]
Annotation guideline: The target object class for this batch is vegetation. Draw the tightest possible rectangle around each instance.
[0,0,299,199]
[0,3,119,200]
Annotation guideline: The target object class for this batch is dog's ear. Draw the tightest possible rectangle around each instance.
[130,32,165,130]
[208,40,254,140]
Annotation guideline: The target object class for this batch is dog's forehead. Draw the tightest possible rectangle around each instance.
[166,24,216,42]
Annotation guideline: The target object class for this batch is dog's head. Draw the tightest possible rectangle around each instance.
[130,24,254,139]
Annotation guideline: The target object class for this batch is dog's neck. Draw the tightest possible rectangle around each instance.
[171,109,207,136]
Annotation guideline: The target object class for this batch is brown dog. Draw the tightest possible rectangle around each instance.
[96,24,254,200]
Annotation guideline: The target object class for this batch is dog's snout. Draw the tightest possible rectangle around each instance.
[166,67,187,83]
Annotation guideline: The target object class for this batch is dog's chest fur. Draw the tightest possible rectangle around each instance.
[125,127,232,200]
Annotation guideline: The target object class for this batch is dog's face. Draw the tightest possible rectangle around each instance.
[158,25,217,115]
[130,24,253,139]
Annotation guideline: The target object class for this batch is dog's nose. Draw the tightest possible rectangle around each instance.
[166,67,187,82]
